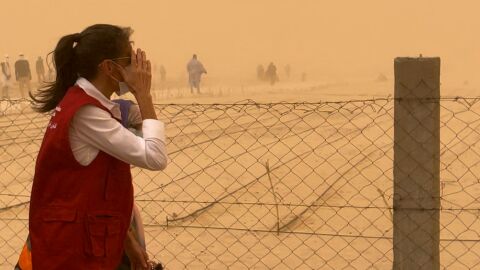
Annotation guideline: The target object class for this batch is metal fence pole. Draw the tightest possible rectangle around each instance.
[393,57,440,270]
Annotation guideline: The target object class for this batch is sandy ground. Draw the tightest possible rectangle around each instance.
[0,78,479,269]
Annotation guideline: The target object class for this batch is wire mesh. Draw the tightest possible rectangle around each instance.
[0,96,479,269]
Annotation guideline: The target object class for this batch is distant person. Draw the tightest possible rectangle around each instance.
[285,64,291,79]
[301,72,307,82]
[36,56,46,83]
[187,54,207,94]
[15,53,31,98]
[265,62,278,85]
[257,64,265,81]
[159,65,166,82]
[1,54,12,98]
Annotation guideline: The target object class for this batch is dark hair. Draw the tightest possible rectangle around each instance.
[30,24,133,113]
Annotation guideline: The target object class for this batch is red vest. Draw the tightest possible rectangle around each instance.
[29,86,134,270]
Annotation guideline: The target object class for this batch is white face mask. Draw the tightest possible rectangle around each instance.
[109,65,130,96]
[116,81,130,96]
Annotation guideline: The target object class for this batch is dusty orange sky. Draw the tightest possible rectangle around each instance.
[1,0,479,85]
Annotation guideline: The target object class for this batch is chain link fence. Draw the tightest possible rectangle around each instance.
[0,96,480,269]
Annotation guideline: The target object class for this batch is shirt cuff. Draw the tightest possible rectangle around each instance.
[142,119,166,143]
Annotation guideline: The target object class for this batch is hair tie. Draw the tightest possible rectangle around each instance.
[72,33,81,48]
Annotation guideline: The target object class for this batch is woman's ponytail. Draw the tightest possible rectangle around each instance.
[30,33,80,113]
[30,24,132,113]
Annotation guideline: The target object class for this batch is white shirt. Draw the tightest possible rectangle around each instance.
[69,78,167,171]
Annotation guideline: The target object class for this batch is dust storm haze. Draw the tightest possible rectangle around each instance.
[2,2,480,268]
[1,0,480,97]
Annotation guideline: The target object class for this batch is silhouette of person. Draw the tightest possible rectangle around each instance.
[186,54,207,94]
[301,72,307,82]
[265,62,278,85]
[1,54,12,98]
[36,56,46,83]
[15,53,32,98]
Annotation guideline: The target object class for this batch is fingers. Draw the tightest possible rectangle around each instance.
[136,48,142,69]
[130,261,146,270]
[123,47,151,96]
[146,65,152,91]
[131,49,137,68]
[110,61,127,79]
[142,51,147,69]
[146,60,151,75]
[143,250,150,262]
[142,250,149,268]
[132,48,149,71]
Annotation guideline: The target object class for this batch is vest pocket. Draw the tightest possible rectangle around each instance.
[42,207,77,222]
[39,207,78,252]
[85,214,123,258]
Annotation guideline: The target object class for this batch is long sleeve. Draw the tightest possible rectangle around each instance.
[69,105,168,171]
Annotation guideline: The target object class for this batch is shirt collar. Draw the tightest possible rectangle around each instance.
[75,77,121,120]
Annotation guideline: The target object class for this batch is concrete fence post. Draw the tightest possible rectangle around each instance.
[393,57,441,270]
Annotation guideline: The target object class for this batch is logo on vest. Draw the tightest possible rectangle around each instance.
[48,122,57,129]
[48,106,62,129]
[52,106,62,117]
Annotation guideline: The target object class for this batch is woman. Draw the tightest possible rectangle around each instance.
[24,24,168,269]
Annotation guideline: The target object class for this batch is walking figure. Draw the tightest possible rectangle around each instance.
[187,54,207,94]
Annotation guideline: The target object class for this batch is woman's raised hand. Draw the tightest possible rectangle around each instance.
[117,48,152,98]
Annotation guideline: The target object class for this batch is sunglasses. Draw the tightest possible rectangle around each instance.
[111,56,131,66]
